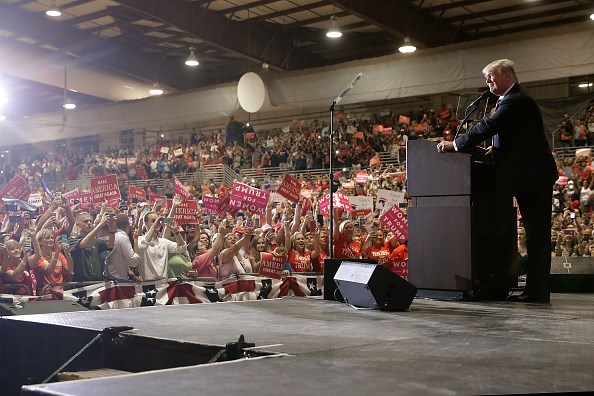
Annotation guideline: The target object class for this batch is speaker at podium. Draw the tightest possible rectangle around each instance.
[333,261,417,311]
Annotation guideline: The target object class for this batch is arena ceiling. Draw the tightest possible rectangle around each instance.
[0,0,593,117]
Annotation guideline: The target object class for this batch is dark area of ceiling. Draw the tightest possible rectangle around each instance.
[0,0,592,117]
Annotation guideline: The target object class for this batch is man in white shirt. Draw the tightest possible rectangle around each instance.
[137,210,187,281]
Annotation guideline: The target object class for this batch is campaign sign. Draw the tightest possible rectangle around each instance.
[91,174,121,205]
[355,170,368,184]
[300,196,312,214]
[215,195,237,218]
[149,193,168,207]
[258,252,286,279]
[277,173,301,203]
[202,196,220,213]
[376,189,405,210]
[347,195,373,218]
[391,260,408,281]
[172,200,199,225]
[27,193,43,208]
[174,176,192,200]
[379,204,408,244]
[128,185,146,203]
[62,188,81,206]
[229,182,270,216]
[0,176,31,201]
[318,192,350,216]
[80,192,93,209]
[174,148,184,157]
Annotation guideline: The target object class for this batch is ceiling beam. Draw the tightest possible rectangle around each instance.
[116,0,297,71]
[332,0,468,48]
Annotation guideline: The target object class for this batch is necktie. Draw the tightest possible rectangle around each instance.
[492,98,502,148]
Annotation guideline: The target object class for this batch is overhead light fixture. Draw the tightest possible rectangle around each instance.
[326,15,342,38]
[63,99,76,110]
[46,0,62,17]
[149,83,163,96]
[578,83,593,88]
[590,12,594,21]
[398,37,416,53]
[185,48,199,67]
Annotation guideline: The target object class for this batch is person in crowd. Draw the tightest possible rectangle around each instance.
[361,226,400,271]
[137,209,187,281]
[218,226,253,280]
[333,215,362,259]
[191,222,226,279]
[34,228,74,294]
[437,59,557,303]
[248,233,271,273]
[284,220,321,273]
[104,213,141,281]
[69,212,116,282]
[1,238,38,295]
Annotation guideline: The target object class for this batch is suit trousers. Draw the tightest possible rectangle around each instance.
[514,184,553,299]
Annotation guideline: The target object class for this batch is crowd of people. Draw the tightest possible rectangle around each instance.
[1,97,593,297]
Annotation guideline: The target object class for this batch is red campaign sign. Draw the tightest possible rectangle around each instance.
[215,195,237,218]
[369,155,382,168]
[391,260,408,281]
[356,170,368,184]
[379,204,408,243]
[202,196,220,213]
[128,185,146,203]
[258,252,286,279]
[318,192,350,216]
[372,124,383,133]
[353,131,364,139]
[80,192,93,209]
[399,115,410,125]
[91,174,121,206]
[300,196,311,214]
[172,200,199,225]
[229,182,270,216]
[277,173,301,203]
[62,188,81,206]
[149,193,168,207]
[174,176,192,200]
[381,127,393,136]
[0,175,31,201]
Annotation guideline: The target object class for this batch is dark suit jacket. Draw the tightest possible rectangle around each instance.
[454,83,557,195]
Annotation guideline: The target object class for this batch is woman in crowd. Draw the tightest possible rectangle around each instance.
[284,220,321,273]
[218,226,253,280]
[192,223,226,279]
[34,228,73,294]
[332,211,362,259]
[1,238,38,295]
[248,233,271,273]
[362,227,399,271]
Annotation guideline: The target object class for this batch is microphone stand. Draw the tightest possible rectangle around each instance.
[328,74,362,258]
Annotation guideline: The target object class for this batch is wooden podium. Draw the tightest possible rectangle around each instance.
[407,140,517,299]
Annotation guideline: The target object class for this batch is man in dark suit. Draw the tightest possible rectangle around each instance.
[437,59,557,303]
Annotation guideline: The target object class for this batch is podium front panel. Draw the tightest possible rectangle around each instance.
[408,198,473,291]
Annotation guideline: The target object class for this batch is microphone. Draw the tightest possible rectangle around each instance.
[468,90,491,107]
[334,73,362,105]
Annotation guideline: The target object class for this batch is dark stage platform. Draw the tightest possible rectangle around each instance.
[2,294,594,395]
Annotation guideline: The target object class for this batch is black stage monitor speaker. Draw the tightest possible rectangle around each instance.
[334,261,417,311]
[0,300,89,316]
[324,258,377,301]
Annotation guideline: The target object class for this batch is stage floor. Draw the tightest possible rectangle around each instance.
[6,294,594,395]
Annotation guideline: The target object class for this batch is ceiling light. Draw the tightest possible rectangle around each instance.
[46,1,62,17]
[578,83,593,88]
[185,48,199,67]
[590,12,594,21]
[399,37,416,53]
[63,99,76,110]
[0,115,6,121]
[326,15,342,38]
[149,83,163,96]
